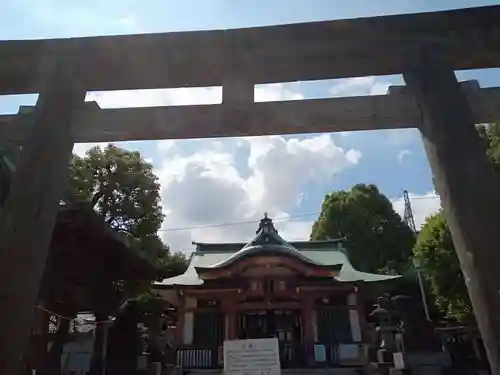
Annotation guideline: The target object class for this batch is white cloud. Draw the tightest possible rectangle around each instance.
[392,192,441,229]
[157,132,360,253]
[72,140,147,157]
[86,82,302,109]
[2,0,142,39]
[329,76,394,97]
[78,82,361,254]
[86,82,302,159]
[254,83,304,102]
[385,128,422,147]
[328,76,423,145]
[76,79,441,255]
[346,149,362,164]
[85,87,222,109]
[157,140,177,154]
[72,142,109,157]
[398,149,412,164]
[72,140,155,158]
[244,134,360,213]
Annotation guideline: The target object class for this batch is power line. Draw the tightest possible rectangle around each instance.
[400,194,440,200]
[158,195,441,233]
[158,212,320,232]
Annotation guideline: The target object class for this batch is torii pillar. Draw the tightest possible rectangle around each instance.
[404,59,500,374]
[0,59,86,375]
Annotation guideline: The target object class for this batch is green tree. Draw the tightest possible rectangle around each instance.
[413,211,473,324]
[66,144,187,274]
[68,145,163,239]
[478,122,500,174]
[411,123,500,323]
[310,184,415,274]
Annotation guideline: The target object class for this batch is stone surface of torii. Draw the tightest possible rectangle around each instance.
[1,6,500,94]
[0,80,498,144]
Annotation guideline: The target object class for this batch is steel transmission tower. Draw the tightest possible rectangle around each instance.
[402,189,431,321]
[403,190,417,233]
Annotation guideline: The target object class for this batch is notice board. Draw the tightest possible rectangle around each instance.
[223,338,281,375]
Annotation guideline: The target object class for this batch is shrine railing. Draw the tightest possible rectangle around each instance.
[175,342,366,369]
[176,346,222,369]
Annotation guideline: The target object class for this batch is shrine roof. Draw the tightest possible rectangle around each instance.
[0,148,161,283]
[155,215,400,287]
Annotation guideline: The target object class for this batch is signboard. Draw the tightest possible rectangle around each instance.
[223,338,281,375]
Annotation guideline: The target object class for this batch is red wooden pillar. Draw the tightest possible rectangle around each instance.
[300,295,315,365]
[223,297,237,340]
[227,311,237,340]
[175,293,185,346]
[355,289,368,342]
[302,307,313,344]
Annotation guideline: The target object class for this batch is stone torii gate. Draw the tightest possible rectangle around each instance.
[1,5,500,374]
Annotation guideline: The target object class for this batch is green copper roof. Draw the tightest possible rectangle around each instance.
[197,214,326,270]
[156,215,400,287]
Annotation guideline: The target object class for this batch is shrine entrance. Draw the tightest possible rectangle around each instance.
[238,309,301,341]
[238,310,303,367]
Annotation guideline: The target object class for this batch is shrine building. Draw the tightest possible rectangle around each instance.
[154,215,399,370]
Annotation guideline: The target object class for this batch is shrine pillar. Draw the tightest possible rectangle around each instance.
[175,307,185,346]
[181,297,196,345]
[183,312,194,345]
[301,296,315,349]
[347,293,362,342]
[404,58,500,375]
[223,297,237,341]
[225,312,237,341]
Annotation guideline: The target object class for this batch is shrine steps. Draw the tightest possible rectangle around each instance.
[184,368,365,375]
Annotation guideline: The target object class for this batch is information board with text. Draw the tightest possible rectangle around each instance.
[223,338,281,375]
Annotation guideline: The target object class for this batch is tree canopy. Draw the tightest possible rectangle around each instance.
[478,122,500,175]
[411,123,500,324]
[413,210,472,324]
[66,144,187,276]
[310,183,415,274]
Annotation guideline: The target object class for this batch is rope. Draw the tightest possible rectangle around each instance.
[36,305,114,325]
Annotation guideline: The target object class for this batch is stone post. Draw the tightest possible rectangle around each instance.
[222,73,254,135]
[404,58,500,375]
[0,58,85,375]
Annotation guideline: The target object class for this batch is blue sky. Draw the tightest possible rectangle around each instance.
[1,0,498,252]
